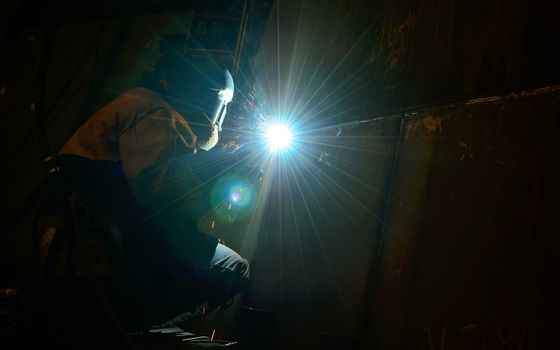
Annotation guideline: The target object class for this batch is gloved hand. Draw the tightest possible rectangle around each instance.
[197,124,219,151]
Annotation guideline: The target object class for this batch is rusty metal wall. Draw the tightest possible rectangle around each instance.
[2,0,560,348]
[241,118,400,349]
[370,87,560,349]
[248,0,560,348]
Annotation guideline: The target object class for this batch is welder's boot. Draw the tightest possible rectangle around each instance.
[148,302,209,330]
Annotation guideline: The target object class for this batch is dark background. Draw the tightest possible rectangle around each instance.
[2,0,559,349]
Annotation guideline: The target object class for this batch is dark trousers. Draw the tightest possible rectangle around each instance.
[152,243,250,328]
[117,239,250,330]
[39,155,250,330]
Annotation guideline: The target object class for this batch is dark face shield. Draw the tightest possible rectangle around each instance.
[167,65,235,135]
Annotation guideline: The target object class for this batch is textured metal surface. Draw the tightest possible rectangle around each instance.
[370,88,560,349]
[2,0,560,348]
[246,1,560,348]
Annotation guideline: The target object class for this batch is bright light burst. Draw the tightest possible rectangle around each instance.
[265,122,293,151]
[165,0,389,317]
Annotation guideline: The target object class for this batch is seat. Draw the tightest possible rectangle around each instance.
[36,155,129,279]
[33,154,135,348]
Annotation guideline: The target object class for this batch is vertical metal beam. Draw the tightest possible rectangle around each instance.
[35,26,56,162]
[233,0,249,77]
[359,116,406,347]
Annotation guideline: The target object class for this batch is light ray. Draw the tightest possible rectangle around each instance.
[286,154,350,314]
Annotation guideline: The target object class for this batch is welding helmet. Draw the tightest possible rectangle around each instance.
[152,52,235,137]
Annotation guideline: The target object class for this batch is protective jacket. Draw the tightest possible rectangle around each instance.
[59,87,218,263]
[60,87,198,177]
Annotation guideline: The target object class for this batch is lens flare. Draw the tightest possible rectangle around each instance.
[231,191,242,202]
[228,185,250,207]
[211,176,255,223]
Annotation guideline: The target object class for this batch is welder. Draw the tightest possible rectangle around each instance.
[56,50,250,330]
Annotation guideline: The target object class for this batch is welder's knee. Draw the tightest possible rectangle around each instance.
[233,255,250,291]
[206,243,250,298]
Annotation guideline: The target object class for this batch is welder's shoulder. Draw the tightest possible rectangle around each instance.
[102,87,166,116]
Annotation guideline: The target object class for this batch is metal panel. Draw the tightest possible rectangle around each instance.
[371,88,560,349]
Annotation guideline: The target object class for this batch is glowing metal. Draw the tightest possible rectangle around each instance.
[265,123,293,151]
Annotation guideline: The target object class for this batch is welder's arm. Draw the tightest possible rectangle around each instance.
[197,124,219,151]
